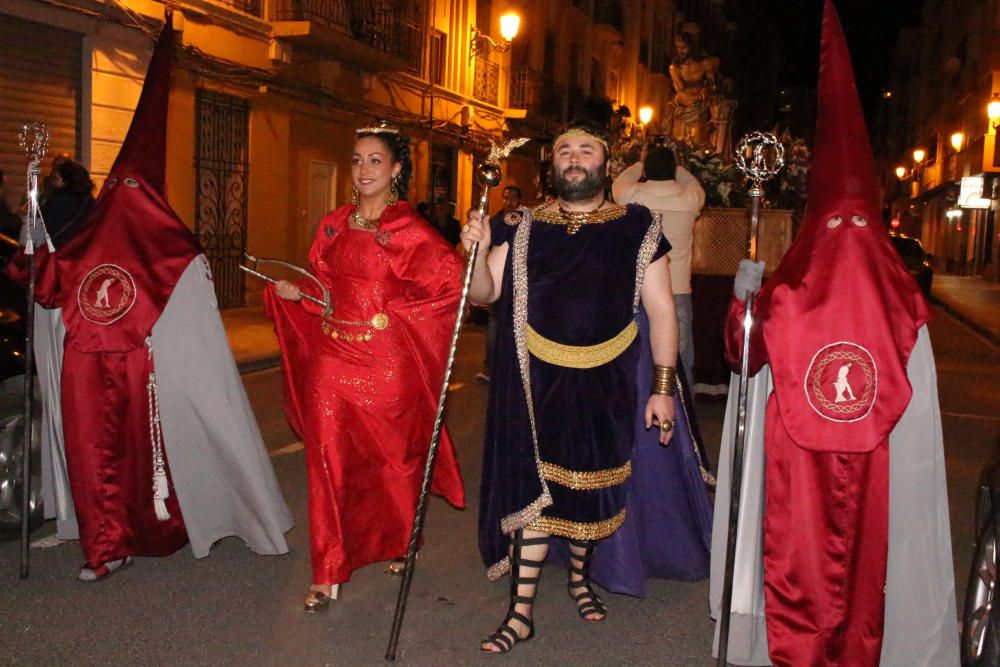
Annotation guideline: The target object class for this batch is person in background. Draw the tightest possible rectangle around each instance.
[613,145,704,388]
[475,184,523,384]
[40,159,95,249]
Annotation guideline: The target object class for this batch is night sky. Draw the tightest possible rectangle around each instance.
[731,0,924,132]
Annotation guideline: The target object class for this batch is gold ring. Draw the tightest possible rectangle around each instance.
[659,419,673,433]
[462,223,471,233]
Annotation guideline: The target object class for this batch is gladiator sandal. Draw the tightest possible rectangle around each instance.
[481,530,547,654]
[567,539,607,621]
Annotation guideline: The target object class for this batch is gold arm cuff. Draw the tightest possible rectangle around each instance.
[526,321,637,369]
[652,364,677,396]
[527,509,626,541]
[540,461,631,490]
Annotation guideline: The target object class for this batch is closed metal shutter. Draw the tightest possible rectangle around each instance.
[0,14,81,207]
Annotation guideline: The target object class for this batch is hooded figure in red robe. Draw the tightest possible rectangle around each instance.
[17,15,292,579]
[708,2,958,665]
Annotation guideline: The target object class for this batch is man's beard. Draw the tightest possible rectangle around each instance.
[553,163,606,202]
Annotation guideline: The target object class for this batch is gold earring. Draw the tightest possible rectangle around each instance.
[387,178,399,206]
[351,186,360,206]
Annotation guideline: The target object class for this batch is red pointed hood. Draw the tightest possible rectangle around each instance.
[109,13,174,195]
[753,0,930,453]
[40,15,200,353]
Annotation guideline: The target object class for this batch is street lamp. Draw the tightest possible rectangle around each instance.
[894,165,907,180]
[638,106,654,125]
[912,148,926,164]
[988,94,1000,131]
[950,132,965,152]
[470,11,520,61]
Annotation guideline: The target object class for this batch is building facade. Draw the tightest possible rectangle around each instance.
[879,0,1000,282]
[0,0,727,306]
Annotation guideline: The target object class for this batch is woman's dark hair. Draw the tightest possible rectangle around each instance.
[643,146,677,181]
[55,160,95,196]
[355,130,413,200]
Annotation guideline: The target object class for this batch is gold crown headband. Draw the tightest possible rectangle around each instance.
[356,121,400,135]
[553,128,609,152]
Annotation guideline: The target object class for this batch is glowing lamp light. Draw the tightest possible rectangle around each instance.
[950,132,965,152]
[499,12,520,43]
[894,166,907,180]
[988,95,1000,127]
[945,207,963,220]
[638,106,654,125]
[912,148,926,164]
[890,218,901,229]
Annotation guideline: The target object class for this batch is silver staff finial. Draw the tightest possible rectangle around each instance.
[18,122,49,165]
[735,131,784,198]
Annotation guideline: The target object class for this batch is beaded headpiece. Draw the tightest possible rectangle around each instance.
[553,127,610,152]
[355,120,401,136]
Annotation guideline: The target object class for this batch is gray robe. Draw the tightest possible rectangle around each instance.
[710,326,959,666]
[38,255,292,557]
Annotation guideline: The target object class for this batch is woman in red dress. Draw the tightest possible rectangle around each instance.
[266,124,465,611]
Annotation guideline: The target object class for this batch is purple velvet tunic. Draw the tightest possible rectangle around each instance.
[478,204,714,590]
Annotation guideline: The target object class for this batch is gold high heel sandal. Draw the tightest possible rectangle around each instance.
[303,585,340,613]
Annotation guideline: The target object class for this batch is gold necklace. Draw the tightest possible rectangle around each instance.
[532,200,627,234]
[350,207,380,230]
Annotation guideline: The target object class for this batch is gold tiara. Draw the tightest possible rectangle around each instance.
[554,128,609,151]
[355,121,400,135]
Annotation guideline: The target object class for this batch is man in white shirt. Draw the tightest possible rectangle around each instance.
[613,146,705,387]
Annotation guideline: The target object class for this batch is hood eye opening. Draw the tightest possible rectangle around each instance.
[852,215,868,227]
[106,178,118,189]
[826,216,843,229]
[124,178,140,188]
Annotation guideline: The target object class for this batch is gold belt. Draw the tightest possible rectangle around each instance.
[525,320,637,369]
[321,312,388,343]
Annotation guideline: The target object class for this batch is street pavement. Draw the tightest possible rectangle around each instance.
[1,307,997,666]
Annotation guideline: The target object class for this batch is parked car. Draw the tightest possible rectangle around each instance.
[889,232,933,296]
[0,267,43,540]
[962,454,1000,666]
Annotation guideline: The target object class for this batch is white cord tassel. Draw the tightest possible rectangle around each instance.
[146,337,170,521]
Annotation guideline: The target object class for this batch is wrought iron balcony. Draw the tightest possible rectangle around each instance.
[274,0,423,73]
[474,56,499,106]
[509,67,566,120]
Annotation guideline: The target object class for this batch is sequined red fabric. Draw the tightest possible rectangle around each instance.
[265,201,465,585]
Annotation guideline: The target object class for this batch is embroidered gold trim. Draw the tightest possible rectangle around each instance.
[532,202,628,234]
[487,557,510,581]
[675,377,717,487]
[540,461,631,490]
[500,492,552,535]
[527,509,626,541]
[526,321,637,369]
[633,213,664,312]
[496,210,553,537]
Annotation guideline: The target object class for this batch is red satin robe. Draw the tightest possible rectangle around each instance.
[265,201,465,585]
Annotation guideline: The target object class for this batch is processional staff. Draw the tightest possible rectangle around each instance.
[717,131,784,666]
[16,121,51,579]
[385,136,529,662]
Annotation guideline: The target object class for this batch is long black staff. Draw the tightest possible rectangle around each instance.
[385,137,528,662]
[18,122,50,579]
[717,131,783,665]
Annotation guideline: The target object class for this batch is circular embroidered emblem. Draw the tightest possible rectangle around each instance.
[78,264,136,325]
[804,342,878,423]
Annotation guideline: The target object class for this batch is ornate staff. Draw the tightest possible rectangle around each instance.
[717,131,783,666]
[385,136,528,662]
[17,122,50,578]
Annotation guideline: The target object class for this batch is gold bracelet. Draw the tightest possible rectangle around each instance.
[652,365,677,396]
